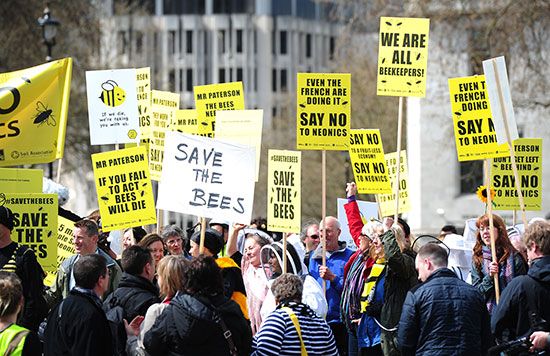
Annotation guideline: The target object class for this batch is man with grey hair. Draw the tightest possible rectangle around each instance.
[398,243,491,355]
[252,274,337,355]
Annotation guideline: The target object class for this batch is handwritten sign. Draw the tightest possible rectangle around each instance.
[348,129,391,194]
[169,109,199,135]
[149,90,180,181]
[482,57,519,145]
[4,193,58,272]
[378,150,410,217]
[449,75,509,161]
[491,138,542,210]
[86,69,140,145]
[267,150,301,233]
[157,131,255,224]
[296,73,350,150]
[377,17,430,97]
[0,168,42,193]
[194,82,245,138]
[136,67,152,146]
[215,110,263,181]
[91,146,157,231]
[44,216,76,286]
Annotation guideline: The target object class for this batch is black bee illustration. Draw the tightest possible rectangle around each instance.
[33,101,56,127]
[0,193,6,206]
[99,80,126,107]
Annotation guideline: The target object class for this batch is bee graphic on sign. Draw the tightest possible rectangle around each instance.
[33,101,56,127]
[99,80,126,107]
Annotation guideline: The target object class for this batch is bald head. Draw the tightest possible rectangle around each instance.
[320,216,341,252]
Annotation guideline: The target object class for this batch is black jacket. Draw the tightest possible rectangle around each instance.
[43,288,113,356]
[491,255,550,341]
[103,272,160,322]
[398,268,492,355]
[143,292,252,356]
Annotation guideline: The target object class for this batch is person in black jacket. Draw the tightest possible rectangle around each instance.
[398,243,492,355]
[143,255,252,355]
[44,254,113,356]
[491,220,550,346]
[103,245,160,322]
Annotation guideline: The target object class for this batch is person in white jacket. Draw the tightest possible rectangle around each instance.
[259,240,328,321]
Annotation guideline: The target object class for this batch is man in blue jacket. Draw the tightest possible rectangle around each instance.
[309,216,354,355]
[398,243,491,355]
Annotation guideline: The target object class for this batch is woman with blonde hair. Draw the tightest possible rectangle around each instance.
[470,213,527,313]
[125,255,188,356]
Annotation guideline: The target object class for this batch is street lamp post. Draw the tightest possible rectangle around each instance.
[38,4,60,179]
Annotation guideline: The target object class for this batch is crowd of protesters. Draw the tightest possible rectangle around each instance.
[0,181,550,355]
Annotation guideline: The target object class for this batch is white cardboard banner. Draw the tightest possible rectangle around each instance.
[157,131,256,224]
[86,69,140,145]
[482,57,519,145]
[337,198,379,251]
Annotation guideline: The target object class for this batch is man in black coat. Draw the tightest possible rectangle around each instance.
[44,254,113,356]
[103,245,160,322]
[492,220,550,347]
[398,243,491,355]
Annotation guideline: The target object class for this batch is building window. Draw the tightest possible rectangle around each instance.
[329,36,335,60]
[469,28,490,75]
[186,30,193,53]
[229,68,233,82]
[117,31,127,55]
[280,69,287,92]
[237,67,243,82]
[135,32,143,54]
[218,30,226,54]
[459,161,483,195]
[272,68,277,92]
[203,31,208,55]
[280,31,287,55]
[169,30,177,54]
[254,68,257,92]
[169,69,176,92]
[253,30,257,54]
[236,29,243,53]
[219,68,226,83]
[272,106,277,118]
[306,33,312,58]
[179,69,184,92]
[186,69,193,91]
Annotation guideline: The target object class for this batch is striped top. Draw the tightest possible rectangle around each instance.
[252,302,338,356]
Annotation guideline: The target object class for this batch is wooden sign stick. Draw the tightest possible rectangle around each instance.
[199,217,207,255]
[321,150,327,293]
[282,233,287,274]
[393,96,404,223]
[56,159,63,183]
[484,159,500,303]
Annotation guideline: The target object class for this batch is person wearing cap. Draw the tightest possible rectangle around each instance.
[161,225,187,257]
[0,206,48,331]
[189,228,249,320]
[45,218,122,309]
[398,243,491,355]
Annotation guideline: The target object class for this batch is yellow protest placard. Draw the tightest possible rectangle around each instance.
[0,58,72,166]
[137,67,152,146]
[4,193,58,272]
[267,150,301,233]
[194,82,245,138]
[491,138,542,210]
[348,129,391,194]
[0,168,42,193]
[377,17,429,97]
[169,109,199,135]
[296,73,350,150]
[44,215,76,286]
[448,75,509,161]
[215,110,263,181]
[149,90,180,181]
[92,146,157,231]
[378,150,410,217]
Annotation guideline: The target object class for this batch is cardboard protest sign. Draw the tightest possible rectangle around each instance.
[482,57,519,145]
[0,58,72,166]
[91,146,157,231]
[86,68,140,145]
[0,168,42,193]
[296,73,350,150]
[491,138,542,210]
[3,193,58,272]
[378,150,411,217]
[337,198,378,251]
[215,110,263,181]
[169,109,199,135]
[348,129,392,194]
[267,150,301,233]
[157,131,256,224]
[149,90,180,181]
[194,82,245,138]
[137,67,152,146]
[377,17,430,97]
[44,216,76,286]
[448,75,509,161]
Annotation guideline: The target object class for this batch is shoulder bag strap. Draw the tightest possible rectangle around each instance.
[211,311,238,356]
[281,307,308,356]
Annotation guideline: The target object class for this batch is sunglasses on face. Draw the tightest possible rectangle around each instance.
[308,234,319,239]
